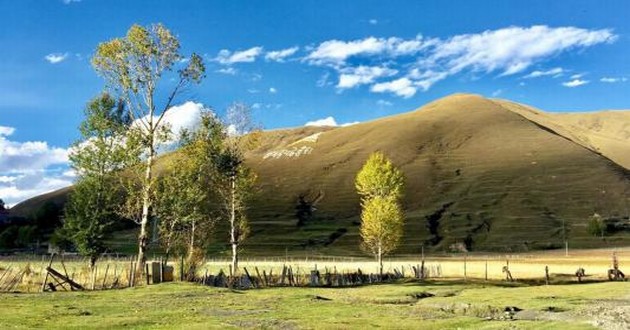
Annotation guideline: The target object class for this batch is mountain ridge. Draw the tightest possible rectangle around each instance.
[9,94,630,254]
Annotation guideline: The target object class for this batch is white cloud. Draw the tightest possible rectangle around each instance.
[216,67,237,75]
[0,173,74,208]
[429,26,614,75]
[44,53,69,64]
[135,102,209,143]
[492,89,504,97]
[368,19,378,25]
[600,77,627,83]
[562,79,589,87]
[247,88,260,94]
[523,67,564,78]
[337,66,398,89]
[304,25,615,96]
[0,126,16,136]
[0,126,71,206]
[371,77,417,98]
[215,47,263,65]
[570,73,584,79]
[305,36,430,66]
[62,0,81,4]
[265,47,299,62]
[269,87,277,94]
[316,72,332,87]
[305,116,338,127]
[0,127,68,174]
[304,116,359,127]
[376,99,393,107]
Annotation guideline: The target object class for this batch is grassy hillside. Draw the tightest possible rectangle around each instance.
[9,94,630,255]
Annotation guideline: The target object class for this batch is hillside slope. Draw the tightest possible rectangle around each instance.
[242,94,630,254]
[10,94,630,254]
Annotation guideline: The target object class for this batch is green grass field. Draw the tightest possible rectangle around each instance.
[0,280,627,329]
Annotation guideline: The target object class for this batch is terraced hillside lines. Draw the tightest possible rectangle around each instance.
[9,94,630,255]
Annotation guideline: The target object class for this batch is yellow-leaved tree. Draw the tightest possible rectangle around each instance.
[355,152,405,275]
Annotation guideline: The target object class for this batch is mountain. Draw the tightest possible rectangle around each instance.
[10,94,630,255]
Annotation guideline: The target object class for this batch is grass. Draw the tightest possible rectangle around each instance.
[0,280,627,329]
[0,249,628,328]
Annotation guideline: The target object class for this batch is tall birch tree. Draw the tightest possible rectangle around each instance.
[91,23,205,270]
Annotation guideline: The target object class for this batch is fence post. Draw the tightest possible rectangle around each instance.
[464,254,467,282]
[545,266,549,285]
[485,258,488,281]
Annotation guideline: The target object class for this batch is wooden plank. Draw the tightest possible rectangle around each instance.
[46,267,84,291]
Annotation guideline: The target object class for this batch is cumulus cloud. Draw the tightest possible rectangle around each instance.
[600,77,627,83]
[0,127,68,174]
[0,172,74,207]
[44,53,69,64]
[337,66,398,89]
[304,116,359,127]
[0,126,71,206]
[265,47,299,62]
[269,87,277,94]
[215,47,263,65]
[62,0,81,4]
[562,79,589,87]
[368,19,378,25]
[134,101,209,146]
[523,67,564,78]
[371,77,417,98]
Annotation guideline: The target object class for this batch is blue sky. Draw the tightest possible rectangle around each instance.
[1,0,629,205]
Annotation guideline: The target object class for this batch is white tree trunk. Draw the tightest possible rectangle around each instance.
[378,244,383,276]
[137,146,154,274]
[230,175,238,274]
[189,220,196,260]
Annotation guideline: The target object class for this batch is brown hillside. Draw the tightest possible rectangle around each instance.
[244,94,630,253]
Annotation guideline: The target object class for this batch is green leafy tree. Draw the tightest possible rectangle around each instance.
[355,152,405,275]
[91,23,205,270]
[155,112,223,271]
[63,93,138,268]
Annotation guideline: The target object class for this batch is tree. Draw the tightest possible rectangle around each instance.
[0,199,5,211]
[587,213,607,239]
[215,102,259,274]
[155,112,223,272]
[355,152,404,200]
[360,196,404,274]
[32,201,62,234]
[91,23,205,270]
[355,152,405,275]
[63,93,138,268]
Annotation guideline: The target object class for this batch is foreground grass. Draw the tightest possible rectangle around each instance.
[0,280,627,329]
